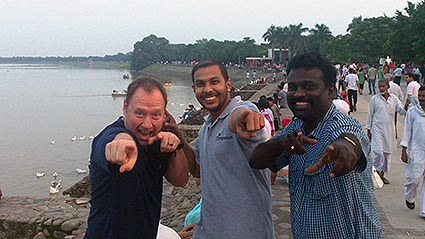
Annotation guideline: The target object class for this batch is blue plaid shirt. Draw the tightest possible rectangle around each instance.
[272,104,382,238]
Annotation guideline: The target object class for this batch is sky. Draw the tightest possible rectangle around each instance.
[0,0,420,57]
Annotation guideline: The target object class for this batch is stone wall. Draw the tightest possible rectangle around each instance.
[0,196,88,239]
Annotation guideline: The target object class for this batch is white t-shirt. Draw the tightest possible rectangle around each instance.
[406,81,421,108]
[344,73,359,90]
[333,99,350,115]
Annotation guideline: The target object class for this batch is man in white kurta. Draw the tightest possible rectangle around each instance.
[400,86,425,216]
[387,74,404,138]
[366,79,405,184]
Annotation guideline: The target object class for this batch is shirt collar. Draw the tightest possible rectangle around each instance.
[306,104,337,139]
[204,96,242,124]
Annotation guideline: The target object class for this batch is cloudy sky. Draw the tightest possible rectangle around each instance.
[0,0,418,57]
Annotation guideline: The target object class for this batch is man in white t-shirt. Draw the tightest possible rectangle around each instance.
[344,68,360,112]
[404,73,421,110]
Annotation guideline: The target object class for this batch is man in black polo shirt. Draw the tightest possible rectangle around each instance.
[84,77,188,239]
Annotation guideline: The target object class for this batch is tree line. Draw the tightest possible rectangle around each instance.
[2,1,423,71]
[130,0,425,72]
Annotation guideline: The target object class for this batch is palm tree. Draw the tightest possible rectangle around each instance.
[309,23,333,53]
[287,23,308,57]
[263,25,279,63]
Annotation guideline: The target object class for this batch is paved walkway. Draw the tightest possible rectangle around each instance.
[265,80,425,238]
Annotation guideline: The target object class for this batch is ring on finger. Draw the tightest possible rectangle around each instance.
[168,142,173,146]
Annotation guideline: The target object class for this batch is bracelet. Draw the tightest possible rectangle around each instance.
[343,136,356,146]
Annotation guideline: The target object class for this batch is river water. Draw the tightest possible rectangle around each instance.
[0,64,198,197]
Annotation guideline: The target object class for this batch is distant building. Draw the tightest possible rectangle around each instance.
[246,49,289,68]
[246,57,272,68]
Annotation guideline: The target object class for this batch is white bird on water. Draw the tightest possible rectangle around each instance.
[79,136,85,141]
[88,135,94,140]
[71,136,77,141]
[49,180,62,194]
[50,140,55,145]
[36,172,45,178]
[76,168,87,174]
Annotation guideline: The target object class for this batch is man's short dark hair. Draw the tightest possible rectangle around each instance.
[191,60,229,83]
[406,72,415,79]
[126,76,167,107]
[378,78,390,87]
[286,52,336,87]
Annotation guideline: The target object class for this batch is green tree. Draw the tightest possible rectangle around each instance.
[286,23,309,57]
[308,23,333,53]
[262,25,281,63]
[130,34,170,72]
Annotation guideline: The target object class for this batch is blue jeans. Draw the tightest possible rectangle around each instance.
[368,78,376,94]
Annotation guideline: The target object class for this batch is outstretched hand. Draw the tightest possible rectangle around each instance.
[234,109,265,139]
[248,130,316,170]
[105,137,138,173]
[305,135,360,177]
[147,131,181,153]
[281,131,318,155]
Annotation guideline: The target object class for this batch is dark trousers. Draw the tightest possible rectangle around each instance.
[338,80,345,91]
[394,113,398,138]
[348,89,358,112]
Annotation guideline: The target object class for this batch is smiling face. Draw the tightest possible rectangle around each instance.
[123,87,165,146]
[286,67,334,131]
[192,65,232,120]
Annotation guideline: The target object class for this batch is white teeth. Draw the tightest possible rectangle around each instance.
[296,102,309,106]
[205,96,216,101]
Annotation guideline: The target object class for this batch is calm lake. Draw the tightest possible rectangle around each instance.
[0,64,198,197]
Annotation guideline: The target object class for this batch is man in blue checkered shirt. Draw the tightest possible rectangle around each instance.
[250,53,382,238]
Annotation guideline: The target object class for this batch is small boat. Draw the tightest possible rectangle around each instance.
[36,172,45,178]
[49,180,62,194]
[76,168,87,174]
[71,136,77,141]
[50,140,55,145]
[112,90,127,97]
[53,172,58,179]
[79,136,85,141]
[88,135,94,140]
[164,81,172,87]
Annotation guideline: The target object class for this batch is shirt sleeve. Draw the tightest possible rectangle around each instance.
[400,110,413,148]
[365,97,374,130]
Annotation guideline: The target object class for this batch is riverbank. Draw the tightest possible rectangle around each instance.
[0,66,281,238]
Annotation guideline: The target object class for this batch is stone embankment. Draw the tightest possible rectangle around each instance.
[0,83,274,239]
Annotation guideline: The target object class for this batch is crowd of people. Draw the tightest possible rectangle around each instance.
[79,52,425,239]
